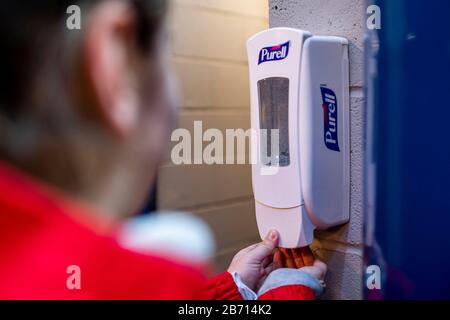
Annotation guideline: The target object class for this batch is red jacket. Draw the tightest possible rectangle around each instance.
[0,162,315,300]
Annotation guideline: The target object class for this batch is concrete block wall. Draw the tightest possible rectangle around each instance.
[269,0,366,299]
[158,0,269,271]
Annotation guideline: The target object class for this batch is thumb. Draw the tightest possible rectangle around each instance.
[250,230,279,261]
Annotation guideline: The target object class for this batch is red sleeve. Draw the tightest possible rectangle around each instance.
[258,284,316,300]
[205,272,243,300]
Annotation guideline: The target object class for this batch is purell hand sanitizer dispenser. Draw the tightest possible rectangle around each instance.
[247,28,350,248]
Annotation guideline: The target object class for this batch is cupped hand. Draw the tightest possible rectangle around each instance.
[273,247,327,282]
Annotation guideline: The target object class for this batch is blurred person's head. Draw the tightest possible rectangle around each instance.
[0,0,175,219]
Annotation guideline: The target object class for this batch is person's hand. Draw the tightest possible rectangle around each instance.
[299,259,327,283]
[273,247,327,282]
[227,230,279,291]
[273,247,315,268]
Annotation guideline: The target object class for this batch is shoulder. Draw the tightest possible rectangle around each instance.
[77,231,207,299]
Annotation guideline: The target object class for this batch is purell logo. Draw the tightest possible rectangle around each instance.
[258,41,290,65]
[320,86,340,152]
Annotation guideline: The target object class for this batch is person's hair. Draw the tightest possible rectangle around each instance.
[0,0,168,193]
[0,0,167,119]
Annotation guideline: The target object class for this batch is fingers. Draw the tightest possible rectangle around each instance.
[259,259,276,279]
[290,248,305,268]
[300,247,315,267]
[275,246,316,268]
[279,248,296,268]
[249,230,279,261]
[264,261,277,275]
[273,248,283,269]
[261,255,272,268]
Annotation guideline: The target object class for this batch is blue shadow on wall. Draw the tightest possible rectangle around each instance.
[364,0,450,299]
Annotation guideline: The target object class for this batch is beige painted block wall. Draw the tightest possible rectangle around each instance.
[158,0,269,272]
[269,0,365,299]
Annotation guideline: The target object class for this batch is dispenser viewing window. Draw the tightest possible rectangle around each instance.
[247,28,350,248]
[258,77,290,167]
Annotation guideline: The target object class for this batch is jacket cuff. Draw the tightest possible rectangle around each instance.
[257,268,324,298]
[258,284,316,300]
[229,272,257,300]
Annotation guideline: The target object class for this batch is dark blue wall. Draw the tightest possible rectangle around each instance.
[365,0,450,299]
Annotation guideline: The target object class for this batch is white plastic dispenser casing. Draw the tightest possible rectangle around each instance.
[247,28,350,248]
